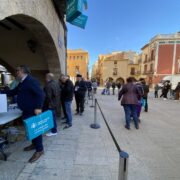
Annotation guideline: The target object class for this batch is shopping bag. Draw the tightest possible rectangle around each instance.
[23,110,54,141]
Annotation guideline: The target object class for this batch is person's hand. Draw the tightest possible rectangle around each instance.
[34,109,42,115]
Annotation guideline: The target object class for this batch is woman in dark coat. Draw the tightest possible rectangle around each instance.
[118,77,142,130]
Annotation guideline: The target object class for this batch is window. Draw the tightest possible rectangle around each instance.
[75,66,79,71]
[144,65,147,73]
[73,56,75,60]
[130,67,135,75]
[145,54,148,62]
[114,61,117,65]
[151,50,155,61]
[113,68,118,76]
[77,56,79,59]
[69,56,71,60]
[81,56,83,59]
[150,64,153,72]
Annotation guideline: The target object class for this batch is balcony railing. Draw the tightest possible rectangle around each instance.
[143,70,154,75]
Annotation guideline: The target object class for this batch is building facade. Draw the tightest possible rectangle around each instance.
[140,32,180,87]
[92,52,139,85]
[67,49,89,83]
[0,0,67,83]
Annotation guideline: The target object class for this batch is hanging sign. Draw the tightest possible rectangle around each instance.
[66,0,88,29]
[70,14,88,29]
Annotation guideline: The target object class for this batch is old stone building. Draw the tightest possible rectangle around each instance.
[140,32,180,87]
[67,49,89,83]
[0,0,67,83]
[92,51,139,85]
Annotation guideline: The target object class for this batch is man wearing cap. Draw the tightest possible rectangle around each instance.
[74,74,87,115]
[3,65,45,163]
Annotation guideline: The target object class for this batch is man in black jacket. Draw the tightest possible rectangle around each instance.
[74,74,87,115]
[61,75,74,129]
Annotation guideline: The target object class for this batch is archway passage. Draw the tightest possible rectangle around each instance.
[106,77,114,83]
[116,77,125,85]
[0,14,61,83]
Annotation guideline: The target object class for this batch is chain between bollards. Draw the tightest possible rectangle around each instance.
[90,98,129,180]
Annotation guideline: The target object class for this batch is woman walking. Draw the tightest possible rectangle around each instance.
[118,77,142,130]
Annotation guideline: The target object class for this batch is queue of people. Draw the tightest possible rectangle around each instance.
[1,65,98,163]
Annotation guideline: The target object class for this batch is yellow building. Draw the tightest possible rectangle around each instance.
[67,49,89,83]
[92,51,139,85]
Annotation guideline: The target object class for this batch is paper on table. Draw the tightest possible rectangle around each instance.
[0,94,7,113]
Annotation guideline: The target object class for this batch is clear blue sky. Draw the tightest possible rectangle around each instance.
[67,0,180,70]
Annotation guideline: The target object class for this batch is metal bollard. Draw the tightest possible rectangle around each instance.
[90,99,100,129]
[90,92,94,108]
[118,151,129,180]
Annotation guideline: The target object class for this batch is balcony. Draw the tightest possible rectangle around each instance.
[143,70,154,75]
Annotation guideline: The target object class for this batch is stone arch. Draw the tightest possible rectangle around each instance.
[0,14,61,82]
[116,77,125,85]
[106,77,114,83]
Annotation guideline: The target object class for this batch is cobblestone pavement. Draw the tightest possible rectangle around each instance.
[0,88,180,180]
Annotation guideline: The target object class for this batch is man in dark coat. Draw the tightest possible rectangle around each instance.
[4,65,45,163]
[140,78,149,112]
[44,73,60,136]
[61,75,74,129]
[112,81,116,95]
[74,74,87,115]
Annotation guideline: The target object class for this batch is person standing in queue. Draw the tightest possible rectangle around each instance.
[43,73,60,137]
[74,74,87,115]
[4,65,45,163]
[61,75,74,129]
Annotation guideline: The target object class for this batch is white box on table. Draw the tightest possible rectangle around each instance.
[0,94,7,113]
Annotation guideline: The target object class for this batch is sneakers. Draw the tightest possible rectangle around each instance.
[46,132,57,137]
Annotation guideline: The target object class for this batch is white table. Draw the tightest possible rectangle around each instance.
[0,109,22,160]
[0,109,22,125]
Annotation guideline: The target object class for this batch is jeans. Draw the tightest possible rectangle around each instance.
[49,109,57,133]
[143,97,148,112]
[65,101,72,126]
[123,104,138,128]
[61,100,67,118]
